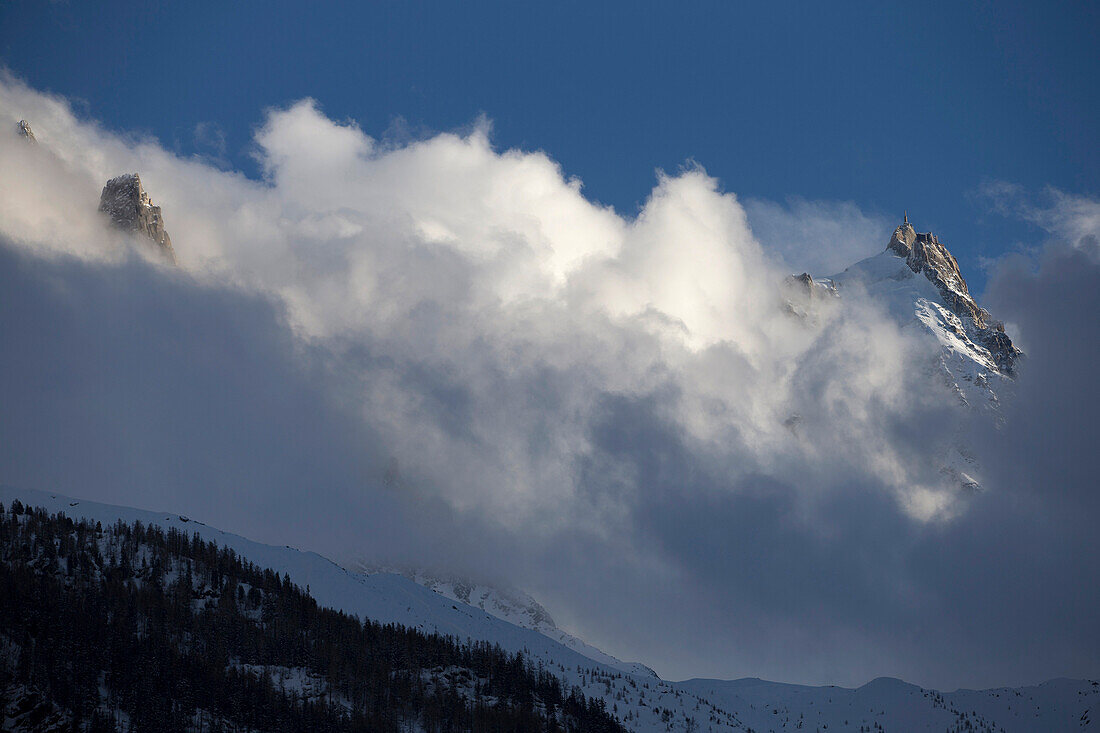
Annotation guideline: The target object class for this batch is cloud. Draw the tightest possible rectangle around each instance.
[1025,190,1100,259]
[0,243,388,545]
[192,120,229,166]
[976,179,1100,259]
[0,73,1097,690]
[743,196,892,275]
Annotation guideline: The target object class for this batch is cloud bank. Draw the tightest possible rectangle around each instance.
[0,74,1096,689]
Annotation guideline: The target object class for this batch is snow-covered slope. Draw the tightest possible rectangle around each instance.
[0,486,614,673]
[5,485,1092,733]
[0,486,739,730]
[355,562,658,678]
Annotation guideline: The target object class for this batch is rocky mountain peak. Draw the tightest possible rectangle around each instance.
[888,221,968,300]
[886,216,1019,375]
[98,173,176,264]
[17,119,37,144]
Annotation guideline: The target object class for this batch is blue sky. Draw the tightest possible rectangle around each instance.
[3,0,1097,288]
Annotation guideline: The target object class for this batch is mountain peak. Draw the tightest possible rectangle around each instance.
[885,217,1019,375]
[98,173,176,264]
[887,220,967,297]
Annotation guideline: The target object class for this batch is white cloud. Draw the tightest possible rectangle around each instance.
[0,75,940,523]
[743,196,892,275]
[977,179,1100,260]
[1,73,1096,689]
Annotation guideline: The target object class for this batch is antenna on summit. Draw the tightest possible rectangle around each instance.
[904,210,908,224]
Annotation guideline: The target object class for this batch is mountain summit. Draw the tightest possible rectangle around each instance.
[98,173,176,264]
[822,217,1022,405]
[885,215,1019,375]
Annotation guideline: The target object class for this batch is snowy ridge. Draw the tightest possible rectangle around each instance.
[4,485,1093,733]
[0,486,613,673]
[829,218,1019,390]
[355,562,659,678]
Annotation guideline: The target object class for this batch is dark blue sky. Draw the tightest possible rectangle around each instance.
[2,0,1096,286]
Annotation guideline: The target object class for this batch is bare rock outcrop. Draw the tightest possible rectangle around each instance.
[782,271,839,321]
[785,272,816,297]
[17,119,37,144]
[98,174,176,264]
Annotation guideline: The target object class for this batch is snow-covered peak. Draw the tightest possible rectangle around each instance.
[785,219,1026,493]
[826,219,1021,391]
[881,219,1020,375]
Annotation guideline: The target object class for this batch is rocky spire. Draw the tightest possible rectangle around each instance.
[887,217,1019,375]
[98,174,176,264]
[17,120,37,144]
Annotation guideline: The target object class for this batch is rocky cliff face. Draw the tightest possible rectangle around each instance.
[886,221,1019,375]
[98,174,176,263]
[16,119,36,144]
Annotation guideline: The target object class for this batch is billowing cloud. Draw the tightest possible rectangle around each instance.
[0,73,1096,690]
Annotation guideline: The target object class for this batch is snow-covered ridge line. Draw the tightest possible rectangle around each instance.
[0,483,649,676]
[825,217,1019,385]
[0,486,620,674]
[355,561,658,678]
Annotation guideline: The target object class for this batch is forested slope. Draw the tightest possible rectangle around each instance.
[0,500,622,733]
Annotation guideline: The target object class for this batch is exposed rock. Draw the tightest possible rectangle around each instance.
[886,219,1020,375]
[786,272,816,297]
[16,119,36,144]
[98,173,176,263]
[782,271,838,321]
